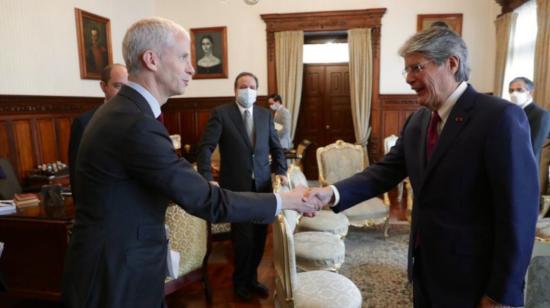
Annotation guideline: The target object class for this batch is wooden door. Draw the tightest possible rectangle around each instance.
[294,63,355,179]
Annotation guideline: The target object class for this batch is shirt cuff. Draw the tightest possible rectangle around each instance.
[274,193,282,215]
[330,185,340,207]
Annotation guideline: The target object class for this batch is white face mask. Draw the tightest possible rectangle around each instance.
[509,91,531,108]
[237,88,257,108]
[270,102,281,111]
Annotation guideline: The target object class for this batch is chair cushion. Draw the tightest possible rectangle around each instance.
[537,218,550,241]
[294,270,362,308]
[526,256,550,308]
[165,205,207,278]
[342,197,389,222]
[294,232,345,271]
[297,210,349,237]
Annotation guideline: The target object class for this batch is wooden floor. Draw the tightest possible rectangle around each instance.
[0,188,408,308]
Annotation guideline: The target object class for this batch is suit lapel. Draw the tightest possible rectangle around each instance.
[229,103,253,150]
[422,85,477,185]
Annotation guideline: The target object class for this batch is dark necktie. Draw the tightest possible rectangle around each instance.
[157,113,164,123]
[426,111,441,160]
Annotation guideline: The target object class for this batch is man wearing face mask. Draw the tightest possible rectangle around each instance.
[268,94,291,150]
[508,76,550,169]
[197,72,288,301]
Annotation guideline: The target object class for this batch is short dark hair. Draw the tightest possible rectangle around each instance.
[101,63,126,83]
[268,94,282,103]
[201,35,214,45]
[234,72,259,90]
[509,76,534,92]
[430,21,449,29]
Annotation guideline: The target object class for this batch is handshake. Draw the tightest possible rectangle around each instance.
[279,185,335,216]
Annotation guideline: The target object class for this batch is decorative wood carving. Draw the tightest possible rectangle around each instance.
[495,0,529,14]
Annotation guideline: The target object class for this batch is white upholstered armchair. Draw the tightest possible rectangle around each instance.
[272,213,362,308]
[317,140,391,238]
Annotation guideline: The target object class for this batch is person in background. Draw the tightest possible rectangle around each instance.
[68,63,128,196]
[62,18,317,308]
[268,94,291,150]
[197,72,288,301]
[507,76,550,169]
[306,27,538,308]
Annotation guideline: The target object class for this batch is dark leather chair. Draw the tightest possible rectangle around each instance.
[0,158,22,199]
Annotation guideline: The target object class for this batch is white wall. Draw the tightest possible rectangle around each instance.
[0,0,153,96]
[0,0,500,97]
[156,0,500,96]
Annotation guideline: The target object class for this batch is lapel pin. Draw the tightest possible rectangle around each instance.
[455,116,464,123]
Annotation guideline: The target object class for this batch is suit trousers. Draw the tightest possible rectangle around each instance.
[231,181,268,288]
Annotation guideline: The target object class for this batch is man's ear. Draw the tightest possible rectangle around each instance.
[447,55,459,75]
[141,49,159,72]
[99,81,107,94]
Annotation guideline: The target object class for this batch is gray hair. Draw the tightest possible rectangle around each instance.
[398,27,470,82]
[509,76,534,91]
[122,17,186,74]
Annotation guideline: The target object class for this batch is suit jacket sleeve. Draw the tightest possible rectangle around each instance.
[279,108,291,139]
[196,109,223,182]
[124,116,277,224]
[484,104,538,305]
[68,118,85,188]
[268,111,287,175]
[332,115,411,212]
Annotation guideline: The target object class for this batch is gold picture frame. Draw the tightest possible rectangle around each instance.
[75,8,113,80]
[417,13,463,36]
[191,26,228,79]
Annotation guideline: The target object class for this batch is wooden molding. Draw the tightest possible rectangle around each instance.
[261,8,386,96]
[0,95,101,114]
[495,0,529,14]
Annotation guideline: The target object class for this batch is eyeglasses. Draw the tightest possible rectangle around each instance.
[402,60,433,78]
[508,88,527,94]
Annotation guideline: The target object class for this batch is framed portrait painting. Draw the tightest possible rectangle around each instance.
[75,8,113,80]
[191,26,228,79]
[417,13,463,36]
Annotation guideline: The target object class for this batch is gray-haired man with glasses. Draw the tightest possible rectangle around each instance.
[306,27,538,308]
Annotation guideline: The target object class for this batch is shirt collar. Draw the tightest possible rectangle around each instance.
[126,81,162,118]
[437,81,467,126]
[235,101,253,116]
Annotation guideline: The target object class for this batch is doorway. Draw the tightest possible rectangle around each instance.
[294,63,355,179]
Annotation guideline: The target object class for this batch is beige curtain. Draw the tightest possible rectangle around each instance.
[348,28,373,150]
[493,12,517,97]
[275,30,304,147]
[534,0,550,109]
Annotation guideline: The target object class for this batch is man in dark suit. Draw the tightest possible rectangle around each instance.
[307,28,538,308]
[507,76,550,169]
[62,18,317,308]
[68,63,128,193]
[197,72,287,301]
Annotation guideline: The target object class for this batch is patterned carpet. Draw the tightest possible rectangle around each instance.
[340,223,413,308]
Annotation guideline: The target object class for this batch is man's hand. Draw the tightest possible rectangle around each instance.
[280,185,322,214]
[477,296,511,308]
[277,175,289,186]
[303,186,334,207]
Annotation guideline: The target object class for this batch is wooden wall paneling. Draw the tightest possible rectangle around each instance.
[36,118,58,164]
[0,95,102,182]
[56,117,73,164]
[13,120,36,180]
